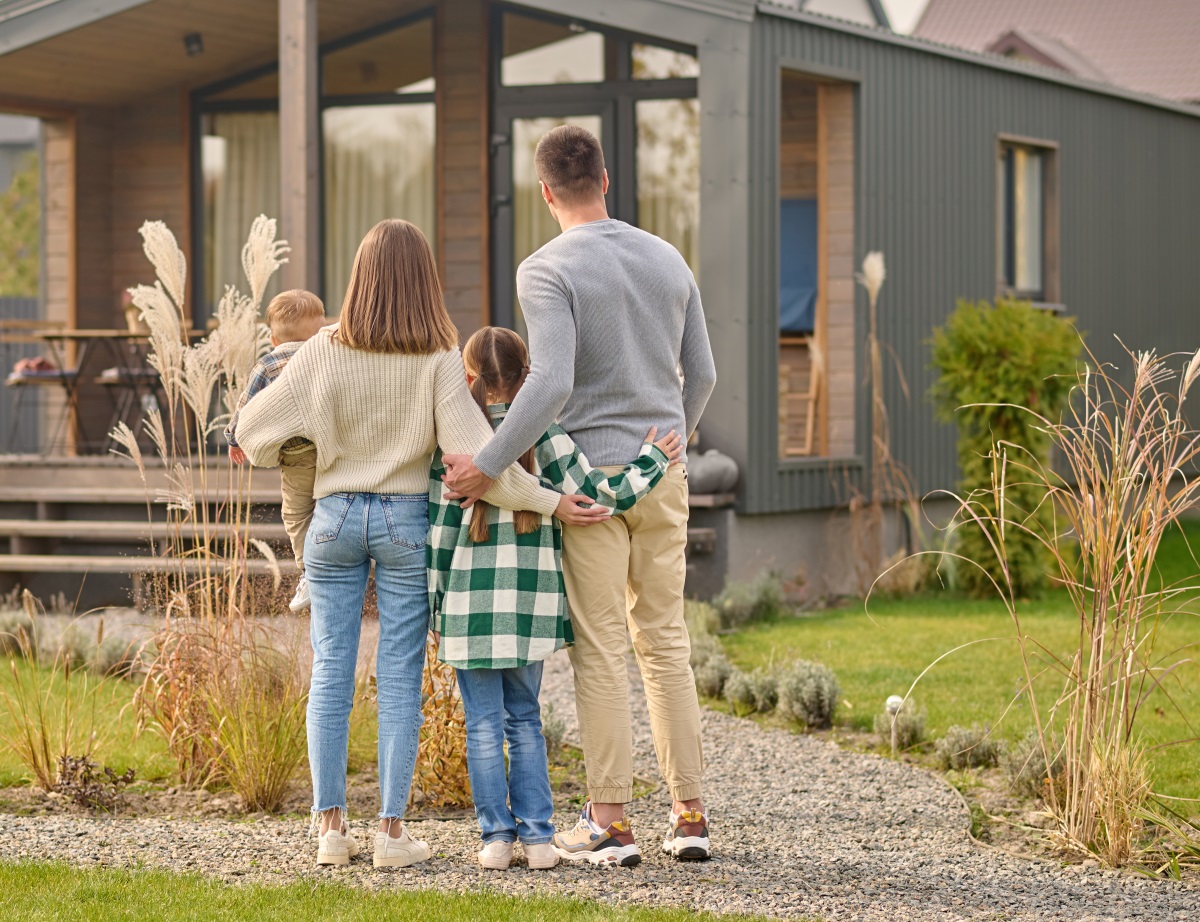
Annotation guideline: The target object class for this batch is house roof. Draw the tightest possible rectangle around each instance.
[758,2,1200,120]
[914,0,1200,103]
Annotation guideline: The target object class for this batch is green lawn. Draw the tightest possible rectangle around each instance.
[721,523,1200,800]
[0,862,781,922]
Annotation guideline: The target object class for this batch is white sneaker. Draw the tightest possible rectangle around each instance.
[289,577,311,612]
[373,825,432,868]
[478,840,513,870]
[523,842,560,869]
[316,823,360,866]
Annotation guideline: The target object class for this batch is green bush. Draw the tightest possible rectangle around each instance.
[694,653,732,699]
[0,608,37,657]
[873,699,926,751]
[929,298,1081,597]
[684,599,721,637]
[935,723,1003,770]
[713,571,786,629]
[723,669,756,715]
[777,660,840,729]
[1002,730,1063,800]
[688,631,722,671]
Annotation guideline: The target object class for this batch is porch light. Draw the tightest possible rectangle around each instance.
[184,32,204,57]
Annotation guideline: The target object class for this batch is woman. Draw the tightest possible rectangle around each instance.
[235,219,604,869]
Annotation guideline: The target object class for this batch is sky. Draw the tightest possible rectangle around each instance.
[881,0,931,33]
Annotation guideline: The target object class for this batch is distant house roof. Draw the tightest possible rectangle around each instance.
[914,0,1200,103]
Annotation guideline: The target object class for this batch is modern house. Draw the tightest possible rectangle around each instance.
[1,0,1199,599]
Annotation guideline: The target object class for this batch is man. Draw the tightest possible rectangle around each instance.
[442,125,717,867]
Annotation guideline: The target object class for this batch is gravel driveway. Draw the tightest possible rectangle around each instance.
[1,650,1197,921]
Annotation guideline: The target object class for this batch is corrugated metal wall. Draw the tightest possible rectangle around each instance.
[743,12,1200,515]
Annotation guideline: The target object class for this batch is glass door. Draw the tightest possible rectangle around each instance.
[490,106,615,335]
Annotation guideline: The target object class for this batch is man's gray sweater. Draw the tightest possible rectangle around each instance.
[474,218,717,479]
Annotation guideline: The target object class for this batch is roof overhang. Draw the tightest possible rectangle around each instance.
[0,0,152,55]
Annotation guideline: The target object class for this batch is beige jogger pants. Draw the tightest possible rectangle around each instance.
[279,447,317,570]
[562,464,703,804]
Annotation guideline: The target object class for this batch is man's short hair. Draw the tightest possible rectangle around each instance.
[266,289,325,343]
[534,125,605,207]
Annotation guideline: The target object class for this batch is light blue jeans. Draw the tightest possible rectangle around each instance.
[305,492,429,819]
[456,662,555,844]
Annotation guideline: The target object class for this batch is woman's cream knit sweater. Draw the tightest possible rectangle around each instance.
[234,330,561,516]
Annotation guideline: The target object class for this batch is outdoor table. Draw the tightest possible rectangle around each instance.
[15,329,205,454]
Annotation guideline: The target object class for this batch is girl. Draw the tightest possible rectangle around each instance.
[428,326,680,871]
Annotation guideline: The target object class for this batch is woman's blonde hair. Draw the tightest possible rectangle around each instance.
[335,219,457,354]
[462,326,541,543]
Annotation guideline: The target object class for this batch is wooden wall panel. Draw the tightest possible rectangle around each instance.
[109,91,189,312]
[436,0,489,340]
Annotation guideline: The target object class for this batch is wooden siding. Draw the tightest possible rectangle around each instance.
[436,0,489,339]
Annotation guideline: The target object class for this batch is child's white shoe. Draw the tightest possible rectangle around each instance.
[478,840,513,870]
[523,842,560,869]
[373,825,431,868]
[289,577,311,612]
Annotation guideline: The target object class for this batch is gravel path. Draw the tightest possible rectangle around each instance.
[2,650,1197,920]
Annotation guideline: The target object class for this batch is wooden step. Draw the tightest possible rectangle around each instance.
[0,486,284,505]
[0,554,297,575]
[0,519,287,542]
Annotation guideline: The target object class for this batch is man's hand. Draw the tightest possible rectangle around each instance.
[229,446,247,465]
[441,454,494,508]
[555,494,612,527]
[646,427,683,465]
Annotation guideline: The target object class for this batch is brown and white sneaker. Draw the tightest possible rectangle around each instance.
[661,808,711,860]
[552,804,641,867]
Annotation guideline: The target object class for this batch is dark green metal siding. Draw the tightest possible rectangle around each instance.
[743,11,1200,515]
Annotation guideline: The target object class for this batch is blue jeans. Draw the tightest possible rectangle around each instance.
[305,492,429,819]
[456,663,555,844]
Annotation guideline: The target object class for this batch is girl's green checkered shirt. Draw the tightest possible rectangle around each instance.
[427,404,670,670]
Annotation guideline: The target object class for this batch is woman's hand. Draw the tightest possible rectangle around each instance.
[646,427,683,465]
[555,494,611,527]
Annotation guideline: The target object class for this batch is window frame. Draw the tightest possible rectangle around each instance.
[188,8,437,322]
[995,133,1060,306]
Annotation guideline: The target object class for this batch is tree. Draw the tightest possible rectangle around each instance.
[0,151,40,297]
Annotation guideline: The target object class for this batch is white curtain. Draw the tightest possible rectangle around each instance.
[636,98,701,279]
[323,104,436,313]
[205,113,281,313]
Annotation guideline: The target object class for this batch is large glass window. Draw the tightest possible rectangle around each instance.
[501,13,605,86]
[323,104,436,309]
[194,13,435,317]
[636,98,700,276]
[491,11,700,329]
[201,112,282,309]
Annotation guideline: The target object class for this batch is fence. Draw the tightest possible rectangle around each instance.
[0,296,41,453]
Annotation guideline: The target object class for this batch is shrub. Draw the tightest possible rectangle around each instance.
[874,699,926,752]
[684,599,721,637]
[92,634,143,678]
[0,624,108,791]
[203,624,308,813]
[724,669,756,715]
[929,298,1080,597]
[748,668,778,713]
[713,571,786,629]
[541,701,567,756]
[52,624,93,671]
[688,630,721,670]
[53,755,136,812]
[935,724,1003,770]
[694,653,733,699]
[0,602,37,658]
[777,660,840,729]
[1002,730,1063,801]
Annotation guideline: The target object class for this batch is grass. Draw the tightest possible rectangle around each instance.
[0,862,785,922]
[720,522,1200,800]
